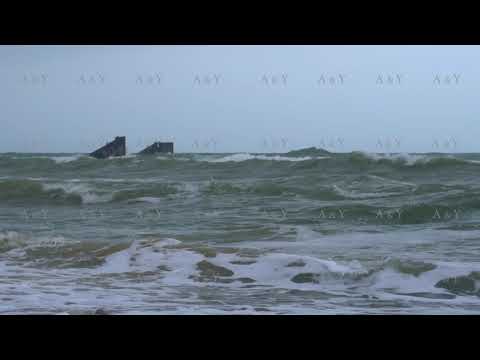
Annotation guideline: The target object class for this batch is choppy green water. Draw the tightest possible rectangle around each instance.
[2,148,480,314]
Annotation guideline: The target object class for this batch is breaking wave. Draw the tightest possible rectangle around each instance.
[0,179,83,204]
[3,233,478,300]
[348,151,479,168]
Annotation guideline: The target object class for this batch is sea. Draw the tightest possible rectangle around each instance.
[1,147,480,314]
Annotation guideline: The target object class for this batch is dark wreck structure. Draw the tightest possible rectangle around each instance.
[138,142,174,155]
[89,136,126,159]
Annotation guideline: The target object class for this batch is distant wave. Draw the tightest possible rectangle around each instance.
[285,147,331,157]
[1,150,478,171]
[206,153,318,163]
[8,154,83,163]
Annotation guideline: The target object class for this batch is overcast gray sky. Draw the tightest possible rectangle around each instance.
[0,45,479,153]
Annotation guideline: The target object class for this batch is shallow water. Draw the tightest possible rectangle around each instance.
[1,148,480,314]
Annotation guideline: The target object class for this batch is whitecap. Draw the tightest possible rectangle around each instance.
[357,152,430,165]
[126,197,162,204]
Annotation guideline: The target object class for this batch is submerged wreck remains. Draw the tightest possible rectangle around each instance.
[89,136,126,159]
[139,142,174,155]
[89,138,174,159]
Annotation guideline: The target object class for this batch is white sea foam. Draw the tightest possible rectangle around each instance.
[94,238,367,291]
[2,233,480,314]
[97,238,197,275]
